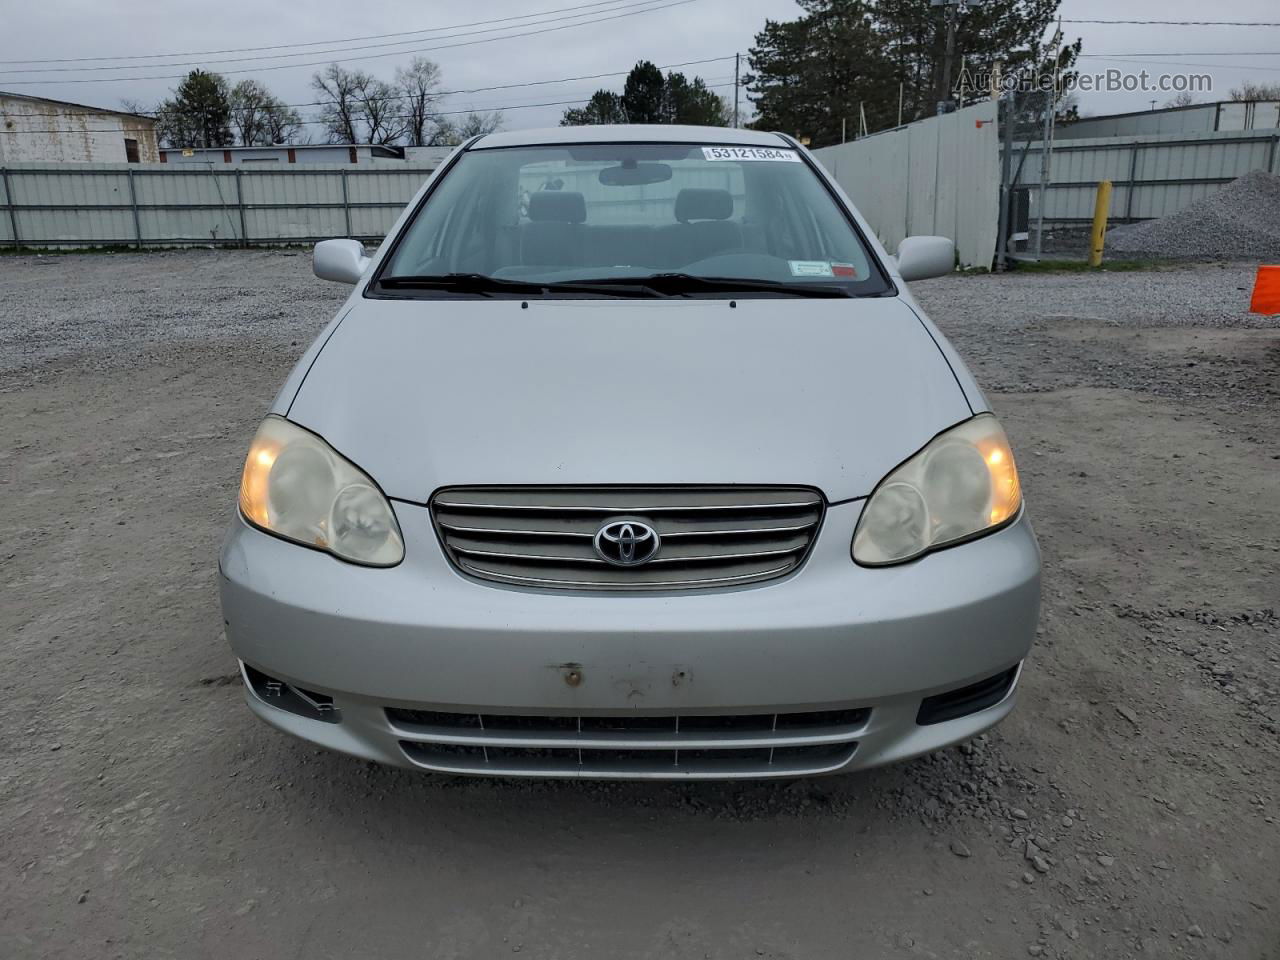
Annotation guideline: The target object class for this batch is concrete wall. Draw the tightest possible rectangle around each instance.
[0,96,159,163]
[812,101,1000,269]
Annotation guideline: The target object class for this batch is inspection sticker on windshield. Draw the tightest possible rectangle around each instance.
[789,260,835,278]
[702,146,801,162]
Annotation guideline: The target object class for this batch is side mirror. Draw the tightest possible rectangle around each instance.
[896,236,955,282]
[313,239,371,284]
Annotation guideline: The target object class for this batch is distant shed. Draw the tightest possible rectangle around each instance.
[0,91,159,163]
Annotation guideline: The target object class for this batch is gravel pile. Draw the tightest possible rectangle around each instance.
[1107,169,1280,260]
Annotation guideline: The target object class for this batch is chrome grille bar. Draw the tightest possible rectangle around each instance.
[388,705,868,779]
[431,485,824,591]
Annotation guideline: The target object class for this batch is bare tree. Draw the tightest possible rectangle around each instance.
[1162,91,1197,109]
[313,63,409,144]
[353,73,407,144]
[438,111,504,145]
[229,80,273,145]
[263,100,303,144]
[396,57,443,147]
[312,64,364,143]
[1230,81,1280,102]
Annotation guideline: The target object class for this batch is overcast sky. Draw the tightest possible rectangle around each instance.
[2,0,1278,135]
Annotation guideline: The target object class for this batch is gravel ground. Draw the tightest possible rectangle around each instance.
[1,251,1278,959]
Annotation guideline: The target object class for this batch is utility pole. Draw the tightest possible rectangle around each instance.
[933,0,977,115]
[733,52,740,128]
[939,4,957,115]
[996,87,1015,271]
[1034,16,1063,260]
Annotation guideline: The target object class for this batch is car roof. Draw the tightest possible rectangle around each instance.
[470,125,792,150]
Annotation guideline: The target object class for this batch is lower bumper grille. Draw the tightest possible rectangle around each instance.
[387,707,868,779]
[242,663,340,723]
[916,666,1020,726]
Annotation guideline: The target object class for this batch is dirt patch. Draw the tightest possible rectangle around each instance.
[0,253,1277,958]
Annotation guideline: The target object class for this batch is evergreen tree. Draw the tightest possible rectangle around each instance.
[562,91,629,126]
[747,0,1080,147]
[156,70,233,148]
[561,62,729,126]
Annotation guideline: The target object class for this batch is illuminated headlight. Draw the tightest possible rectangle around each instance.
[238,415,404,566]
[853,414,1022,566]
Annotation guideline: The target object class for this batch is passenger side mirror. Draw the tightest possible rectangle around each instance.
[896,236,955,282]
[314,239,371,284]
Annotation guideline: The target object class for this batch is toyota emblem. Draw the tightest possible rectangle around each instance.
[593,519,660,566]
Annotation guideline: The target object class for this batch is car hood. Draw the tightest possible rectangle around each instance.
[285,296,971,503]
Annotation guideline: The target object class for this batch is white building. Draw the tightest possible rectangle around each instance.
[0,92,159,163]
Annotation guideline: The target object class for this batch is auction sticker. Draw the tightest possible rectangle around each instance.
[702,146,801,162]
[789,260,835,278]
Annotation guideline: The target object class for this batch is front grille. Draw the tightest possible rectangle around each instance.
[387,707,867,779]
[430,486,824,591]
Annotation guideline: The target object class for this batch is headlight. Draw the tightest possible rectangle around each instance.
[853,414,1021,566]
[238,416,404,566]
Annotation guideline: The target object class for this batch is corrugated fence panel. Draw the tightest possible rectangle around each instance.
[950,102,999,269]
[906,119,939,237]
[139,207,243,243]
[346,169,432,205]
[0,171,12,243]
[813,100,998,269]
[348,206,401,238]
[0,161,443,248]
[1015,129,1280,224]
[247,205,347,241]
[241,169,344,206]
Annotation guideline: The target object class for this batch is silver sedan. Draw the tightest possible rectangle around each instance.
[219,125,1040,779]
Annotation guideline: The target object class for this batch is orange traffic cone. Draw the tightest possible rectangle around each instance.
[1249,265,1280,315]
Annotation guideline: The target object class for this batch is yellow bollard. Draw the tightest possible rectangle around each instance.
[1088,180,1113,267]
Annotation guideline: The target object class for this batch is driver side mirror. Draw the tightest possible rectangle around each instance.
[314,239,371,284]
[896,236,955,282]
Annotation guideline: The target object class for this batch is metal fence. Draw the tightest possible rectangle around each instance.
[0,162,440,248]
[1014,128,1280,225]
[813,101,1000,270]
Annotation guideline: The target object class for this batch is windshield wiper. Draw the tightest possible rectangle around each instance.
[376,273,659,297]
[562,273,853,298]
[376,272,853,299]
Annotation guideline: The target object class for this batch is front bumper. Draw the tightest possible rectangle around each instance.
[219,500,1040,779]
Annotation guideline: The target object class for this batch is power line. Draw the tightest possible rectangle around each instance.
[1061,19,1280,27]
[1,56,737,118]
[0,0,704,85]
[1074,56,1280,73]
[0,0,681,75]
[1077,52,1280,58]
[0,0,647,65]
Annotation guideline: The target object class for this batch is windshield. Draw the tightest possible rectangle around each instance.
[372,142,891,298]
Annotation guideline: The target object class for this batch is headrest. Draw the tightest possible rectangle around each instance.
[527,191,587,223]
[675,188,733,223]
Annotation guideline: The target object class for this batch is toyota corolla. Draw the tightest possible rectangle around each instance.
[219,124,1040,780]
